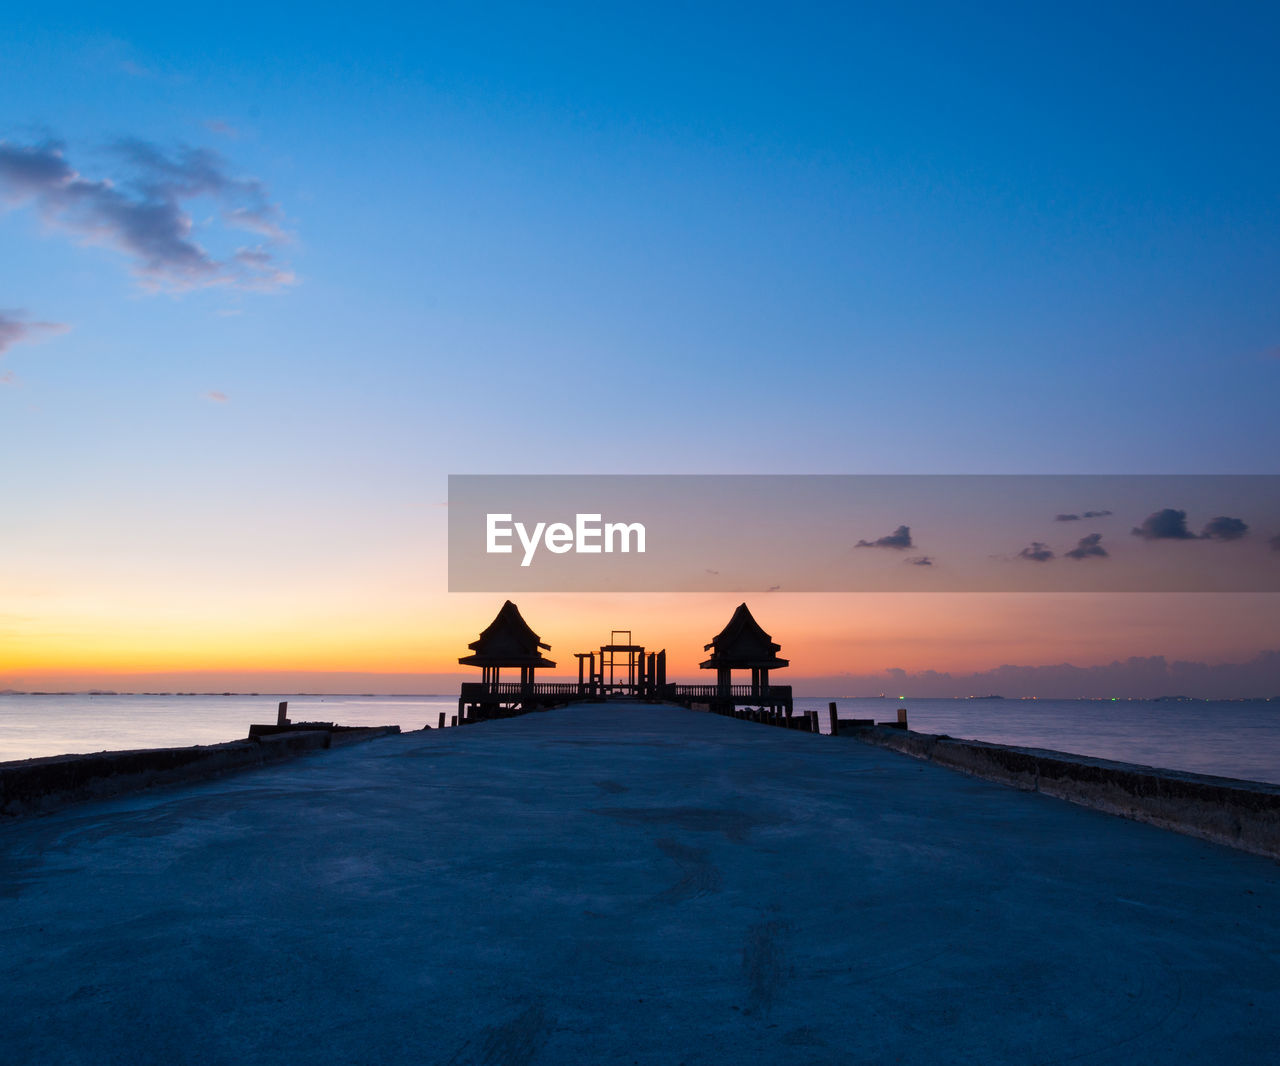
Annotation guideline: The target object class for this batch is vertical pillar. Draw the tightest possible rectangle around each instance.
[828,701,838,737]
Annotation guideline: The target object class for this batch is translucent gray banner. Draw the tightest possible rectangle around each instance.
[448,475,1280,592]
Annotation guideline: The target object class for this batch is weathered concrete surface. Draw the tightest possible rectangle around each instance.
[0,726,400,817]
[1,705,1277,1065]
[840,724,1280,859]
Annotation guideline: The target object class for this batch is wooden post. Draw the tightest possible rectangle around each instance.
[438,712,445,729]
[451,714,458,727]
[808,710,819,733]
[828,702,838,736]
[898,705,908,728]
[276,700,289,726]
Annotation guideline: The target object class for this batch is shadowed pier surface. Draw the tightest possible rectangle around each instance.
[2,704,1278,1064]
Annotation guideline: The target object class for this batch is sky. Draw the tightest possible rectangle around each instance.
[1,3,1278,695]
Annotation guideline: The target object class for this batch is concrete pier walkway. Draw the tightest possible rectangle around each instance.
[2,704,1277,1064]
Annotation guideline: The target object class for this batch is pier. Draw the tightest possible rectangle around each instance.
[3,703,1277,1064]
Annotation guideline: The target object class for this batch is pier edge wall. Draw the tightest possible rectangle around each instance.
[840,723,1280,860]
[0,726,400,818]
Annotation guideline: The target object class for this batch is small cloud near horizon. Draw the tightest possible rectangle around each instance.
[1065,532,1108,560]
[853,649,1280,699]
[204,390,228,403]
[1132,508,1196,540]
[907,556,933,566]
[0,137,294,292]
[1018,542,1055,562]
[0,310,70,356]
[856,524,914,550]
[1083,510,1112,518]
[1055,514,1080,522]
[1200,516,1248,541]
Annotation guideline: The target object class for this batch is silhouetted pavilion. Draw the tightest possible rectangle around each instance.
[458,599,556,687]
[454,600,792,725]
[700,602,789,698]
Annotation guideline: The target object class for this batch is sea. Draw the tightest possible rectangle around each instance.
[1,692,1277,786]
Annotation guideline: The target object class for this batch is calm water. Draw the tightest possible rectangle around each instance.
[1,693,1277,785]
[0,694,459,764]
[795,697,1280,784]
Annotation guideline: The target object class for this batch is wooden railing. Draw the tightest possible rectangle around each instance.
[660,684,792,701]
[460,682,590,699]
[458,681,792,703]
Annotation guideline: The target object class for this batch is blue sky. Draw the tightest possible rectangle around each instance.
[2,3,1278,689]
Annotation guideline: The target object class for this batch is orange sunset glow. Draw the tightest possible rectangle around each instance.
[6,591,1277,696]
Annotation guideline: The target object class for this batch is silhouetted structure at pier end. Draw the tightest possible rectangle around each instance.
[456,600,793,723]
[701,602,789,693]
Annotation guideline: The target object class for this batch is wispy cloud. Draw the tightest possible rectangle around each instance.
[0,309,70,356]
[204,119,240,139]
[1017,541,1055,562]
[0,137,294,291]
[907,555,933,566]
[856,524,914,550]
[205,390,229,403]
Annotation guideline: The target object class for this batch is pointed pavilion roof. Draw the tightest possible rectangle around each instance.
[699,603,789,670]
[458,600,557,669]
